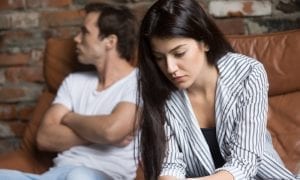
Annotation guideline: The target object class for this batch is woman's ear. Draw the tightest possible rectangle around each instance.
[204,43,209,52]
[198,41,209,52]
[105,34,118,50]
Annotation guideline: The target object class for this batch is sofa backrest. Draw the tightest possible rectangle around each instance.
[44,30,300,96]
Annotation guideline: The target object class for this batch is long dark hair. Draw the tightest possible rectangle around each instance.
[137,0,234,179]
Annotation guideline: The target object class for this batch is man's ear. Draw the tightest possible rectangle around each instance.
[105,34,118,50]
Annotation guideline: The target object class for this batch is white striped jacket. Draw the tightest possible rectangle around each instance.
[161,53,298,179]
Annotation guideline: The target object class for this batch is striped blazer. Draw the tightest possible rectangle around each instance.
[161,53,298,179]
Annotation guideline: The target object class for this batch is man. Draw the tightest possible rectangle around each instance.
[0,2,139,180]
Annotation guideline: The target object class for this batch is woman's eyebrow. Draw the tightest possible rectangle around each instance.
[152,44,187,54]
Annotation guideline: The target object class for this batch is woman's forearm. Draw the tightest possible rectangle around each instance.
[187,170,234,180]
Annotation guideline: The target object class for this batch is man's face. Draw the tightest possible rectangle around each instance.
[74,12,107,65]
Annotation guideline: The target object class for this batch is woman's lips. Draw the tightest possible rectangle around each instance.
[173,75,185,82]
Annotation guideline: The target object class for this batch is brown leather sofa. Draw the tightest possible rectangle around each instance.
[0,29,299,179]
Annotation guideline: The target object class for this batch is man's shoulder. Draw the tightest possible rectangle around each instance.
[115,68,138,86]
[106,69,138,97]
[65,71,98,82]
[124,68,138,81]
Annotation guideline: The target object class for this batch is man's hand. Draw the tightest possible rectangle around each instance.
[36,104,89,152]
[116,134,134,147]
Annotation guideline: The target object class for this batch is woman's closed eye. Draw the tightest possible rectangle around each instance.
[174,51,186,58]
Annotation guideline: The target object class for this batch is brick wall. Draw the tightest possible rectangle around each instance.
[0,0,299,153]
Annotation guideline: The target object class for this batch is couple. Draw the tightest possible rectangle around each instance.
[0,0,298,180]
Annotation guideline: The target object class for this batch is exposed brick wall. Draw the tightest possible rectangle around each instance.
[0,0,299,153]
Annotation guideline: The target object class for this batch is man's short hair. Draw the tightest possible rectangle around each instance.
[85,3,138,62]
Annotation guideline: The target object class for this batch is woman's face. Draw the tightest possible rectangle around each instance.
[150,37,210,89]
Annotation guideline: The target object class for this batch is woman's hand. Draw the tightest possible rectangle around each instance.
[186,170,233,180]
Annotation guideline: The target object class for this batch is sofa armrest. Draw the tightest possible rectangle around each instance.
[0,91,56,173]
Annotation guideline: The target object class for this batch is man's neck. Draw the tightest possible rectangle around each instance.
[95,57,134,91]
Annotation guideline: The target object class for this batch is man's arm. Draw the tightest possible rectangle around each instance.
[36,104,89,152]
[62,101,138,146]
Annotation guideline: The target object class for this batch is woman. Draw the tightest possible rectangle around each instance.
[137,0,298,179]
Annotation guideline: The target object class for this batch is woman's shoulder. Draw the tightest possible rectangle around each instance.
[218,52,262,68]
[218,52,265,76]
[217,52,268,90]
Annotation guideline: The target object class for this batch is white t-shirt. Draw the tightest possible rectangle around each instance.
[52,69,138,180]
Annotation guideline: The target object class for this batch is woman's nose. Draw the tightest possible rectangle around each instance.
[166,57,178,75]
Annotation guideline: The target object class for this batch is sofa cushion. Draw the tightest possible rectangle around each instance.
[268,92,300,173]
[227,29,300,96]
[21,91,56,173]
[44,38,78,93]
[43,31,300,174]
